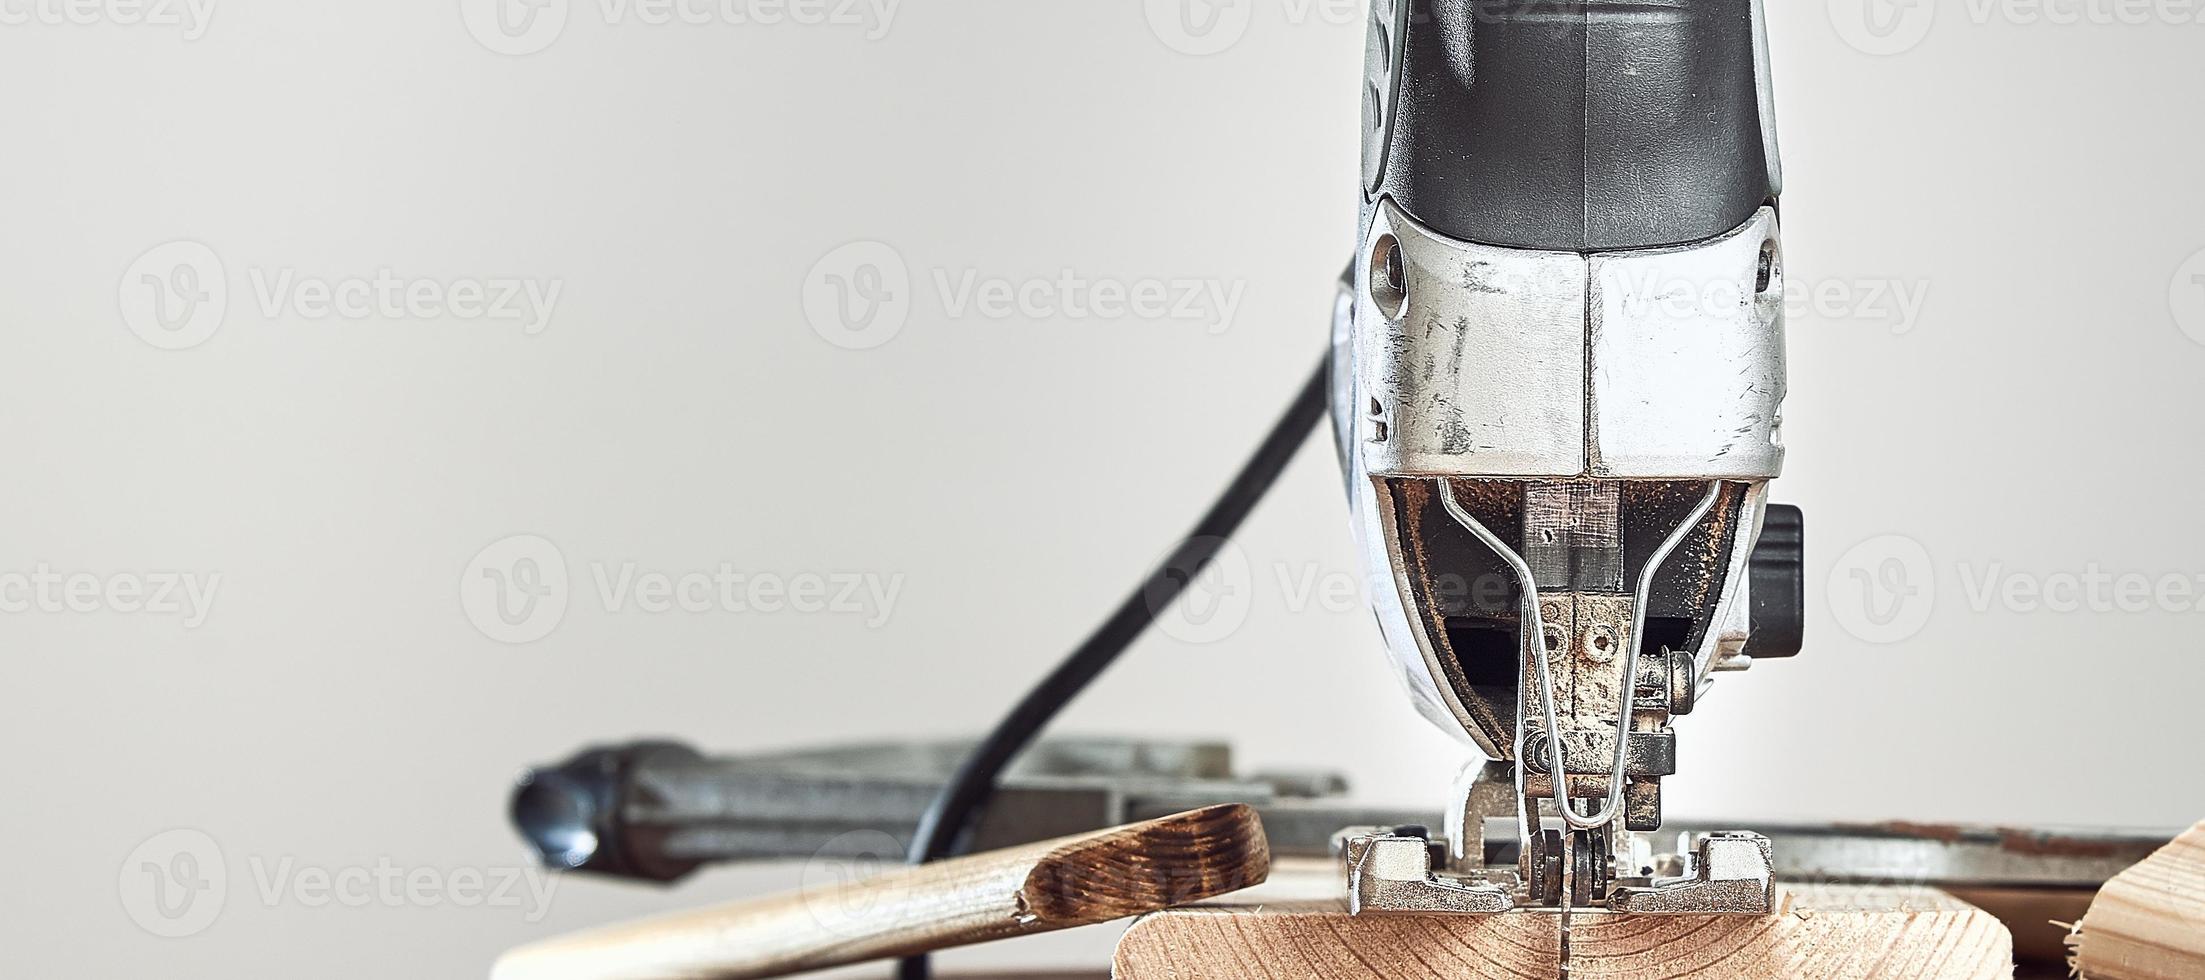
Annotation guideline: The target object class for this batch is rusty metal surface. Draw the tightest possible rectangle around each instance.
[1843,821,2166,862]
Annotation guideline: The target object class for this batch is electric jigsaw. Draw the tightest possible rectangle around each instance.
[481,7,2205,980]
[1326,0,1808,956]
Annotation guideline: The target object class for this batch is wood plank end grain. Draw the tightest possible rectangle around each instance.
[1114,886,2014,979]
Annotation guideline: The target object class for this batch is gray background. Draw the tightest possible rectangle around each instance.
[5,0,2204,975]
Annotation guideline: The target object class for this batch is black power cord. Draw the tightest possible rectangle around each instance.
[896,359,1331,980]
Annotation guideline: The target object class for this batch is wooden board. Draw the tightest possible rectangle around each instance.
[494,804,1268,980]
[2074,820,2205,980]
[1114,886,2014,979]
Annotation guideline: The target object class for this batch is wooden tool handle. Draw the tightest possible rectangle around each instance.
[492,804,1269,980]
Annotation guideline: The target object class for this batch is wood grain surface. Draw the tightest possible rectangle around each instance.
[494,804,1268,980]
[1114,886,2014,979]
[2075,820,2205,980]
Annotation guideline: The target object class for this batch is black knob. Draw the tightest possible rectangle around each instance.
[1745,504,1805,659]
